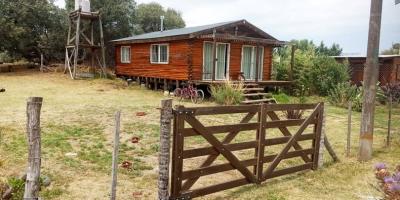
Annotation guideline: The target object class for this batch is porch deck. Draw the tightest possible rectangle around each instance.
[193,80,292,86]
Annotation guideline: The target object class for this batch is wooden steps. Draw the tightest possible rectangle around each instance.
[242,93,271,97]
[241,87,264,92]
[240,83,276,105]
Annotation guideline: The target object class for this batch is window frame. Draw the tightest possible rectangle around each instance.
[120,46,131,64]
[240,45,264,81]
[150,44,169,64]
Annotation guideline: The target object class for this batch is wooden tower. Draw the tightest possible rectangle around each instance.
[64,9,106,79]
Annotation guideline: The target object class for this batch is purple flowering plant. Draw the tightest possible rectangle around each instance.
[374,163,400,199]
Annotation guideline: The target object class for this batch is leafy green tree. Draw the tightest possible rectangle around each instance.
[381,43,400,55]
[0,0,67,61]
[316,41,342,56]
[273,39,348,96]
[136,2,185,33]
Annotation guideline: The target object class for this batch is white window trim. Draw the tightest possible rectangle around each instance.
[150,44,169,64]
[202,41,230,80]
[120,46,131,64]
[241,45,264,81]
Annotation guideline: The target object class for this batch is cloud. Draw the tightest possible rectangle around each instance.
[136,0,399,54]
[56,0,400,54]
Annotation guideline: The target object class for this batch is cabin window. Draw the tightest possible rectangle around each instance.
[120,46,131,63]
[150,44,169,64]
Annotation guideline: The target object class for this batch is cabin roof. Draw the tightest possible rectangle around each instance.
[111,19,283,45]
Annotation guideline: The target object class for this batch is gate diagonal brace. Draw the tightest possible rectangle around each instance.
[184,115,259,184]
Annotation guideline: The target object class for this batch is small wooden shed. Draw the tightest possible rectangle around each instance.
[333,55,400,85]
[111,20,289,89]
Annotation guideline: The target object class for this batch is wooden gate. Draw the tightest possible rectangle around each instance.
[170,103,324,199]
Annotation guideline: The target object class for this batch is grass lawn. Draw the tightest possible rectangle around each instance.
[0,70,399,200]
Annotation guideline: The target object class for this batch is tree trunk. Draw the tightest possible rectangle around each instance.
[158,99,173,200]
[359,0,383,161]
[24,97,43,200]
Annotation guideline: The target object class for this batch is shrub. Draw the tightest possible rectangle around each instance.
[328,82,359,109]
[381,83,400,104]
[0,51,14,63]
[374,163,400,199]
[210,80,244,105]
[309,56,350,96]
[273,93,291,104]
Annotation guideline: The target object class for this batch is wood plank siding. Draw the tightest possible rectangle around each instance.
[335,56,400,85]
[115,40,190,80]
[115,38,273,81]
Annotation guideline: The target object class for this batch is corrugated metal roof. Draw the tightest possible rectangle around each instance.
[112,20,242,42]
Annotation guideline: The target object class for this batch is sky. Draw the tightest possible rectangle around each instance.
[55,0,400,54]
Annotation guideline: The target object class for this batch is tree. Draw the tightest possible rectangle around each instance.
[136,2,185,33]
[316,41,343,56]
[65,0,137,65]
[273,39,348,96]
[0,0,67,62]
[381,43,400,55]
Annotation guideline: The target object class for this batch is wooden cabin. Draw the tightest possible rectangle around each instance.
[112,20,289,90]
[333,55,400,85]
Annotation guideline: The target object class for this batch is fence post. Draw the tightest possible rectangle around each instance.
[158,99,173,200]
[347,101,352,156]
[387,94,392,147]
[110,111,121,200]
[317,103,325,168]
[24,97,43,200]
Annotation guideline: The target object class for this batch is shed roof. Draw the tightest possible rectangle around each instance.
[332,55,400,59]
[111,19,282,44]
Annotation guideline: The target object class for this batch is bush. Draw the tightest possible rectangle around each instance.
[309,56,350,96]
[374,163,400,199]
[0,51,14,63]
[328,82,359,108]
[210,80,244,105]
[273,43,349,96]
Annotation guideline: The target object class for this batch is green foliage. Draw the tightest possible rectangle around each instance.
[0,0,68,61]
[8,177,25,200]
[381,43,400,55]
[309,56,350,95]
[316,41,342,56]
[273,39,349,96]
[273,93,290,103]
[136,2,185,33]
[327,82,359,109]
[211,80,244,105]
[0,51,14,63]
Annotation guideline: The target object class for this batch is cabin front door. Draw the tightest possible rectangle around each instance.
[202,42,230,80]
[241,46,264,81]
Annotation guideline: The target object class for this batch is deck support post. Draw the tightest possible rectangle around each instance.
[211,29,217,82]
[155,78,158,91]
[145,77,149,89]
[163,79,168,91]
[175,80,179,89]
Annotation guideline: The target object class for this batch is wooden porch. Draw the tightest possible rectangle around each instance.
[193,80,292,87]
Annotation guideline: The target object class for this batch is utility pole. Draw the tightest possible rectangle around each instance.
[359,0,383,161]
